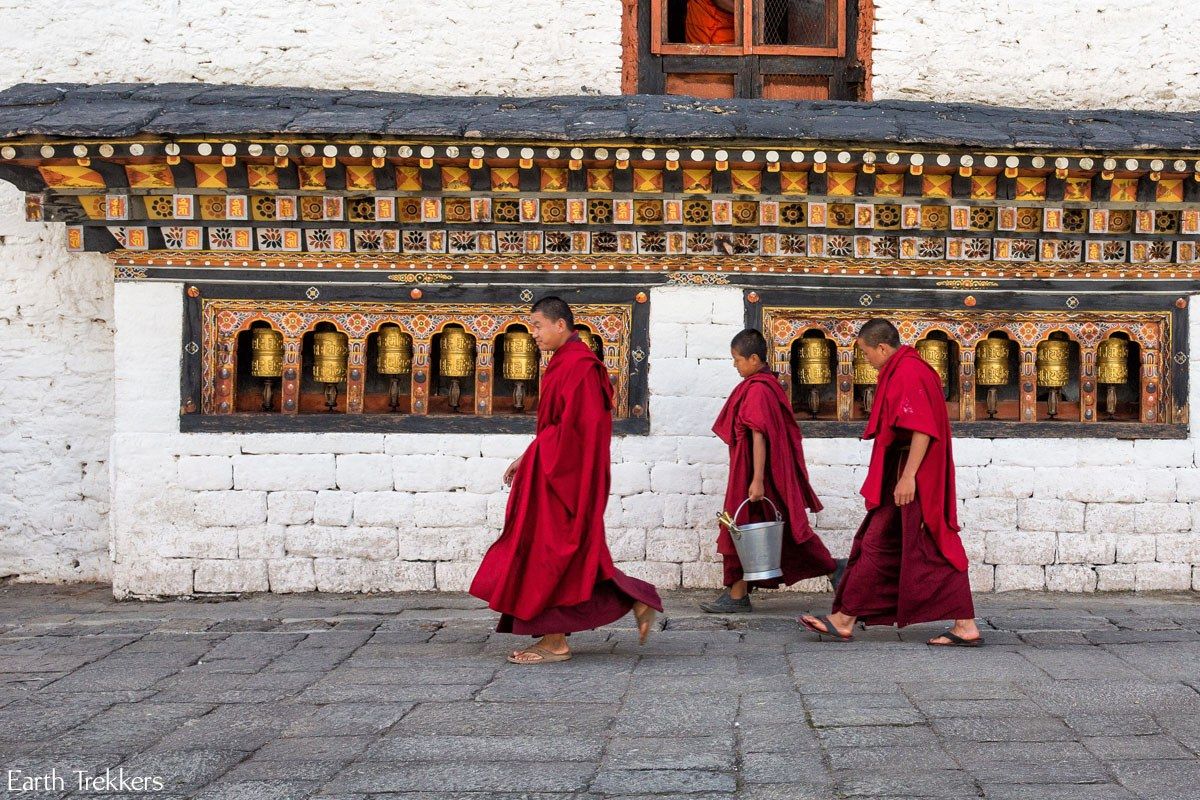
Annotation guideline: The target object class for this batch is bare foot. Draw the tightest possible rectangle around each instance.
[633,602,657,645]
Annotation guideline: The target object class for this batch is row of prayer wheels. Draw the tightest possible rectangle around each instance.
[794,332,1133,419]
[247,323,602,413]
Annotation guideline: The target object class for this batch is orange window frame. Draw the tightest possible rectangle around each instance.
[649,0,847,57]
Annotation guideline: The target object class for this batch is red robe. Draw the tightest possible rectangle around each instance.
[834,345,973,626]
[712,370,835,588]
[470,335,662,635]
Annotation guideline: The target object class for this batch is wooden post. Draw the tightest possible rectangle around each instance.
[345,337,366,414]
[1019,346,1037,422]
[476,339,494,417]
[1079,346,1097,423]
[410,337,431,415]
[280,337,302,415]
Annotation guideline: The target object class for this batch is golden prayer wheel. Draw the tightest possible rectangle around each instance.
[376,324,412,412]
[503,330,538,413]
[312,330,348,412]
[575,326,601,356]
[915,338,951,397]
[438,325,474,412]
[249,326,283,412]
[1037,335,1071,418]
[797,338,831,418]
[798,338,832,385]
[975,337,1012,419]
[852,345,878,415]
[1097,336,1130,418]
[377,324,412,375]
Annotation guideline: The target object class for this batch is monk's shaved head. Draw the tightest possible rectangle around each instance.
[730,328,768,362]
[858,318,901,348]
[531,296,575,328]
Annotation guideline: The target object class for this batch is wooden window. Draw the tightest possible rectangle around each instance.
[630,0,868,100]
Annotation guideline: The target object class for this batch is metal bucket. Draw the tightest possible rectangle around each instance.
[725,497,785,581]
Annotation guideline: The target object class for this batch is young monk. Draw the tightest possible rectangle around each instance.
[800,319,983,646]
[470,296,663,664]
[701,328,836,613]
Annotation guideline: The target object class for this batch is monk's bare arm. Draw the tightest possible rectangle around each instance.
[894,431,931,505]
[749,430,766,501]
[713,0,736,11]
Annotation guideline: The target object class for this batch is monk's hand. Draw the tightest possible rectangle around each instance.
[894,474,917,506]
[503,456,522,487]
[748,477,765,502]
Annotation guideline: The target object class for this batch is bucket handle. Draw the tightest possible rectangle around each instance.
[731,496,783,530]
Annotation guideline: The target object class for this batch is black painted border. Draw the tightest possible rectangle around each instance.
[743,282,1191,439]
[180,281,652,435]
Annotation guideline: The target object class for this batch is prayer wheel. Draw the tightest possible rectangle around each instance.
[975,337,1012,419]
[575,326,601,356]
[1097,336,1130,419]
[312,330,348,412]
[853,345,878,415]
[249,326,283,412]
[1037,335,1071,418]
[502,329,538,413]
[915,338,950,397]
[376,324,412,412]
[438,325,474,412]
[797,338,831,418]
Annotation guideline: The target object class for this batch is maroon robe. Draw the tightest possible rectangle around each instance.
[712,370,836,588]
[834,345,973,627]
[470,334,662,635]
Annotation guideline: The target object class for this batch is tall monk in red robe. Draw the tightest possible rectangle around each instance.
[701,328,835,613]
[800,319,982,647]
[470,296,663,664]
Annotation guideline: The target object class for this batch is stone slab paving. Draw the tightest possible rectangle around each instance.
[0,585,1199,799]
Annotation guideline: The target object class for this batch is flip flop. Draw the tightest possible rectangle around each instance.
[927,629,984,648]
[634,605,657,645]
[506,644,572,664]
[798,614,854,642]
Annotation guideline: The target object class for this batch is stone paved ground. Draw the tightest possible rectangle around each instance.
[2,586,1200,799]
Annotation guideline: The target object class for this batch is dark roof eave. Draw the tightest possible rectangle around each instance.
[0,82,1198,152]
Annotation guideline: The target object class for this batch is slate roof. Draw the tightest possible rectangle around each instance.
[1,82,1199,151]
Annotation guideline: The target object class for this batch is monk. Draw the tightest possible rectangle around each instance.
[470,296,663,664]
[800,319,983,647]
[701,328,836,613]
[685,0,736,44]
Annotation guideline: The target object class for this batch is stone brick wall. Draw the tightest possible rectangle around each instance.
[0,0,624,96]
[871,1,1200,110]
[0,184,113,583]
[5,1,1200,589]
[107,283,1200,597]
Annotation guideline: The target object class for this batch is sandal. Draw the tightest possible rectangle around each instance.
[798,614,854,642]
[634,605,657,645]
[506,644,572,665]
[927,629,984,648]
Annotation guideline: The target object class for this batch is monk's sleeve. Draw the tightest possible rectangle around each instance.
[891,369,942,441]
[536,368,605,515]
[736,383,777,434]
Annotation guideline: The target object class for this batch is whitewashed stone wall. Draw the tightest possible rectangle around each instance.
[871,1,1200,110]
[6,1,1200,589]
[0,184,113,583]
[106,283,1200,597]
[4,1,1200,108]
[0,0,623,96]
